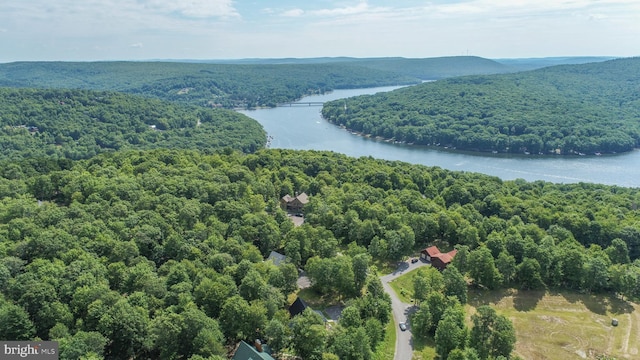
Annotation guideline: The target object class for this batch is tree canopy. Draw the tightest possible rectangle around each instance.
[0,148,639,358]
[0,88,265,161]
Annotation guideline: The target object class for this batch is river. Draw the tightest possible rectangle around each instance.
[239,86,640,188]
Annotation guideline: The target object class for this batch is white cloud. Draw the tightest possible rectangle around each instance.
[4,0,240,21]
[309,1,373,17]
[282,9,304,17]
[1,0,640,61]
[142,0,240,19]
[426,0,640,21]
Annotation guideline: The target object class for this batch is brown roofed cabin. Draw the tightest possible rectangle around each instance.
[280,192,309,212]
[422,246,441,261]
[420,246,457,271]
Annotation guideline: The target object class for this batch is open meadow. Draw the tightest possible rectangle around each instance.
[388,268,639,360]
[467,289,640,360]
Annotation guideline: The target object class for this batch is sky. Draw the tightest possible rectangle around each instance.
[1,0,639,62]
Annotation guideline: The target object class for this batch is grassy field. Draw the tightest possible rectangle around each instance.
[412,336,437,360]
[372,316,397,360]
[386,269,639,360]
[467,289,640,360]
[388,267,422,303]
[372,258,401,276]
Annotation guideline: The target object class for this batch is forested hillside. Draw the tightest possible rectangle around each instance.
[494,56,614,71]
[0,148,639,359]
[0,88,265,160]
[203,56,514,79]
[322,57,640,155]
[348,56,513,79]
[0,61,419,109]
[199,55,612,73]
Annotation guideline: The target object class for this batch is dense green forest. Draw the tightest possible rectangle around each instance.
[493,56,614,71]
[1,148,639,359]
[0,88,265,160]
[163,56,610,76]
[210,56,516,79]
[0,62,419,109]
[322,57,640,155]
[347,56,513,79]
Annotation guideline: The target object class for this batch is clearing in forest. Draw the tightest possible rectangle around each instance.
[467,289,639,360]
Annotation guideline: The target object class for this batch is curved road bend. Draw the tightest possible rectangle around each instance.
[379,259,429,360]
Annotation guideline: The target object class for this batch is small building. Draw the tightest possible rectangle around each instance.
[288,296,327,322]
[288,296,310,318]
[421,246,441,262]
[431,249,457,271]
[420,246,457,271]
[267,251,287,266]
[232,340,275,360]
[280,192,309,212]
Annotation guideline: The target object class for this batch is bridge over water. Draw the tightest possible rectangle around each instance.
[277,102,325,107]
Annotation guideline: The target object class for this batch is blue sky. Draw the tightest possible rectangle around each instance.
[1,0,639,62]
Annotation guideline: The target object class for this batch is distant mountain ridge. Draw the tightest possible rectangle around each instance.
[0,61,419,108]
[0,56,614,110]
[493,56,616,71]
[147,55,616,76]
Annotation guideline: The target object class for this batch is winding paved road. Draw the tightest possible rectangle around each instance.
[379,259,429,360]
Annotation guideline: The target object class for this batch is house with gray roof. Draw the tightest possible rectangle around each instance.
[231,340,275,360]
[267,251,287,266]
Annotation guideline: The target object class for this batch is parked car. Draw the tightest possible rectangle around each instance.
[399,322,407,331]
[411,258,419,263]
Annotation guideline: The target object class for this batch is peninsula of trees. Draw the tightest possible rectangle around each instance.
[322,57,640,155]
[0,88,265,160]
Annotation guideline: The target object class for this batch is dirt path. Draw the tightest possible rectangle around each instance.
[622,313,632,354]
[628,307,640,356]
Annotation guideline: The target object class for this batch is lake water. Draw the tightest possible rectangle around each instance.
[239,86,640,188]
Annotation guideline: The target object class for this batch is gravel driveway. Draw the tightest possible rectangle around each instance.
[379,259,429,360]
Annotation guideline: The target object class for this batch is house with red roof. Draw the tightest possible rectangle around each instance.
[420,246,457,271]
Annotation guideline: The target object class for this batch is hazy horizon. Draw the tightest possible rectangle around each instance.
[1,1,639,62]
[0,55,624,65]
